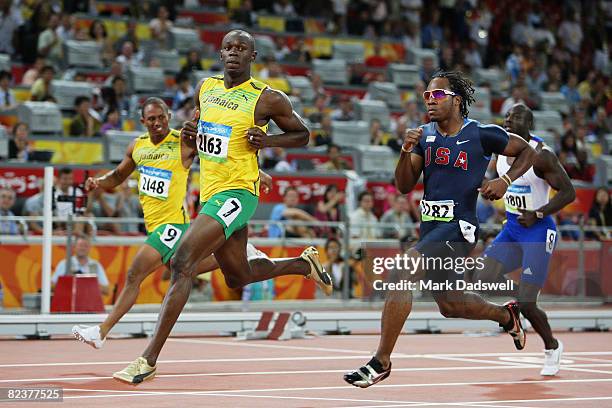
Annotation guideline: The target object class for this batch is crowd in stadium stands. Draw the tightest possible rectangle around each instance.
[0,0,610,250]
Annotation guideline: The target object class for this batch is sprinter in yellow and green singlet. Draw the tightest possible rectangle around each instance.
[114,30,334,384]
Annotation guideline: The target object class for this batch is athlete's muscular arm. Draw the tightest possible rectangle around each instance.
[481,134,536,200]
[85,140,136,191]
[395,128,424,194]
[248,88,309,149]
[518,149,576,227]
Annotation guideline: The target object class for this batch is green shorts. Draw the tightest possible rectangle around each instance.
[145,223,190,264]
[200,189,258,239]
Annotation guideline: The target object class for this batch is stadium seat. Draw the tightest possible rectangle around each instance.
[333,42,365,64]
[17,102,62,135]
[51,80,95,111]
[0,53,9,72]
[594,155,612,186]
[473,86,491,113]
[469,106,492,124]
[367,82,403,110]
[287,76,314,102]
[313,59,348,85]
[532,110,563,134]
[254,35,276,60]
[388,63,419,89]
[353,144,396,173]
[152,50,182,74]
[106,130,142,163]
[474,68,504,94]
[64,40,103,69]
[409,48,438,68]
[169,27,202,53]
[331,120,369,146]
[356,99,391,129]
[128,67,165,94]
[540,92,570,114]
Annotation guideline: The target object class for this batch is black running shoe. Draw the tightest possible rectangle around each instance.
[344,357,391,388]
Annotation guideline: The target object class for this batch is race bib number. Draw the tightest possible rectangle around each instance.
[421,199,455,222]
[504,184,534,214]
[159,224,182,249]
[546,229,557,254]
[216,198,242,227]
[139,166,171,200]
[197,121,232,162]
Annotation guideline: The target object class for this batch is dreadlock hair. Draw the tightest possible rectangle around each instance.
[431,70,475,119]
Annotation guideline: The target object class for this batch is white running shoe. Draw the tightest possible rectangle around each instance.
[72,325,105,349]
[540,340,563,376]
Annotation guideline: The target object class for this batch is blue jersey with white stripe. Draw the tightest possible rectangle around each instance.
[413,119,509,224]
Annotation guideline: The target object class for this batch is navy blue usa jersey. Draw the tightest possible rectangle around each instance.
[412,119,509,224]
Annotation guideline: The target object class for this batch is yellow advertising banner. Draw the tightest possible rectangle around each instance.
[31,140,105,165]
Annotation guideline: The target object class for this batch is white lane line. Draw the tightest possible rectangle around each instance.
[62,389,419,405]
[32,378,612,398]
[5,363,612,384]
[336,396,612,408]
[3,351,612,368]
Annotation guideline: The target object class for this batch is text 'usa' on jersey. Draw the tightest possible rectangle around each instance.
[413,119,509,223]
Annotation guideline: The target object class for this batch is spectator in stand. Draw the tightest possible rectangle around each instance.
[501,86,526,116]
[349,191,379,239]
[398,100,421,130]
[365,43,389,68]
[116,41,143,75]
[172,73,194,111]
[273,0,297,17]
[175,97,195,124]
[588,187,612,241]
[22,57,45,86]
[419,55,436,84]
[323,143,351,171]
[558,9,583,55]
[439,45,455,71]
[70,96,101,137]
[111,76,133,116]
[313,114,333,146]
[380,194,413,239]
[0,0,23,55]
[89,19,114,67]
[149,5,173,49]
[561,73,581,107]
[87,184,120,233]
[52,234,110,295]
[323,237,353,295]
[114,18,140,55]
[232,0,256,27]
[37,12,63,70]
[558,132,594,182]
[100,107,121,135]
[0,187,19,235]
[331,95,356,121]
[180,50,204,76]
[316,184,344,238]
[370,118,386,145]
[464,40,483,70]
[285,37,311,63]
[30,65,55,101]
[0,70,16,109]
[387,120,407,153]
[8,122,31,161]
[308,94,328,124]
[268,186,317,238]
[56,12,76,42]
[115,180,143,234]
[421,8,443,49]
[273,36,290,61]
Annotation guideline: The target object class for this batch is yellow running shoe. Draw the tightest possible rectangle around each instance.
[301,246,333,296]
[113,357,156,384]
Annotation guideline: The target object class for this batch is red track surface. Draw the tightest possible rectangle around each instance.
[1,332,611,407]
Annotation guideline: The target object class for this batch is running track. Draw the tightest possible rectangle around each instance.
[1,332,611,407]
